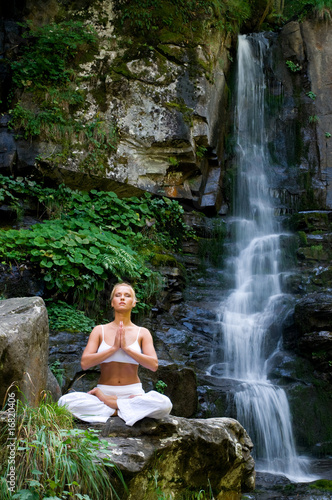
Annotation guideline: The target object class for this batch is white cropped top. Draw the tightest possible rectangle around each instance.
[97,325,141,365]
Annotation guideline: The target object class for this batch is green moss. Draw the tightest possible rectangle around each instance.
[164,100,194,126]
[309,480,332,492]
[111,62,134,79]
[298,231,307,245]
[288,211,331,232]
[150,253,179,267]
[111,0,251,52]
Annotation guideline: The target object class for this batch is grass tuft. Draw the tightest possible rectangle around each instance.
[0,394,126,499]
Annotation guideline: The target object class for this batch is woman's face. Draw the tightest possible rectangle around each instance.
[111,285,136,311]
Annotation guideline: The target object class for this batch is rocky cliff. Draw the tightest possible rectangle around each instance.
[1,0,234,213]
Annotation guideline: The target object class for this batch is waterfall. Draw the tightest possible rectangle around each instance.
[209,34,314,481]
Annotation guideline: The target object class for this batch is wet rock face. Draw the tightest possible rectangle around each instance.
[294,292,332,335]
[254,22,332,213]
[293,292,332,383]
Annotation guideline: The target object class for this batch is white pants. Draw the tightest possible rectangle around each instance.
[58,383,172,426]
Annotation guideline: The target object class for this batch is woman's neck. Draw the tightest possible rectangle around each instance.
[113,312,132,326]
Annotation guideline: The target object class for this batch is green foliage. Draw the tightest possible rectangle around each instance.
[0,216,155,307]
[0,175,194,311]
[309,114,319,123]
[168,156,179,167]
[155,380,167,394]
[7,20,118,167]
[298,230,307,246]
[112,0,251,45]
[196,145,207,159]
[325,132,331,138]
[283,0,332,21]
[0,397,125,499]
[47,300,95,333]
[11,21,98,88]
[286,60,301,72]
[309,479,332,491]
[309,244,323,258]
[306,91,316,100]
[49,359,66,386]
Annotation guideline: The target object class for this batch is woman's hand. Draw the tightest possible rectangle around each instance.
[118,321,128,350]
[113,321,122,350]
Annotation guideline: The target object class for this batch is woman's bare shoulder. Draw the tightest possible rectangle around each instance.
[139,326,153,338]
[88,324,103,338]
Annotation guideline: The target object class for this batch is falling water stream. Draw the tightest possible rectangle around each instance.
[208,34,316,482]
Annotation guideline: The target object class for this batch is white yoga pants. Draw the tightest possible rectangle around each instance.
[58,383,172,426]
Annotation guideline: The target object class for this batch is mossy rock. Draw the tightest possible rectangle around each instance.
[290,211,332,232]
[297,245,329,261]
[309,480,332,492]
[287,374,332,455]
[150,253,181,268]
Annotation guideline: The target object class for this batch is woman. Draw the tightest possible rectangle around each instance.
[58,282,172,426]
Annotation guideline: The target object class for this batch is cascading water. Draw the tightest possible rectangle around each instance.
[208,34,315,481]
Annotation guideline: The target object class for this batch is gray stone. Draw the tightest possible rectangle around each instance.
[100,415,255,499]
[0,296,49,406]
[0,128,16,175]
[46,366,62,402]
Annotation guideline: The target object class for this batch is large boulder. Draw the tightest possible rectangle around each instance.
[0,296,49,406]
[100,415,255,499]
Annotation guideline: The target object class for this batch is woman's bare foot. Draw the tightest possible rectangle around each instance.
[88,387,118,410]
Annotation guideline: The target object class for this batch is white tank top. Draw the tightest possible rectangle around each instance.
[97,325,141,365]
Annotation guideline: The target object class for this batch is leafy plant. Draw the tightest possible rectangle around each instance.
[0,397,126,499]
[0,176,195,311]
[11,20,98,89]
[168,156,179,167]
[283,0,332,21]
[0,217,148,300]
[325,132,331,138]
[196,145,207,159]
[155,380,167,394]
[7,20,119,169]
[286,60,301,72]
[49,360,66,386]
[309,114,319,123]
[306,91,316,100]
[47,300,95,333]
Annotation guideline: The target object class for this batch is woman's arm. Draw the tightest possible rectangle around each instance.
[121,327,158,372]
[80,326,120,370]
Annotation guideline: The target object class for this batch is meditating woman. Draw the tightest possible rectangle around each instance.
[58,282,172,426]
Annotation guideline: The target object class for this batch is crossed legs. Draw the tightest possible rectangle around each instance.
[88,387,118,411]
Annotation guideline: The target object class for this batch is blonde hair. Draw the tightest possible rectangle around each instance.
[110,282,137,303]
